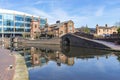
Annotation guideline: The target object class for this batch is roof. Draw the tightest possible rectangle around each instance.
[97,26,117,29]
[49,20,73,28]
[0,8,39,17]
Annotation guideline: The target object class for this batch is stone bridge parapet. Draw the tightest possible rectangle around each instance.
[61,33,110,50]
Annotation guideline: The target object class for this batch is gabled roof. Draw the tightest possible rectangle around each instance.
[49,20,73,28]
[97,26,117,29]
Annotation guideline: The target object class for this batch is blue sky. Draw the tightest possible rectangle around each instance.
[0,0,120,28]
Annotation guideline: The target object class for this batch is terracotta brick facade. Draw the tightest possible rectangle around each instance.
[30,17,41,39]
[48,20,75,37]
[30,47,40,65]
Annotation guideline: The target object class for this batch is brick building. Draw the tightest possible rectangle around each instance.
[30,47,40,65]
[47,20,75,37]
[30,17,41,39]
[96,24,118,36]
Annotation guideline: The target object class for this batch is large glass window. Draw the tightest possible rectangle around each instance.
[15,15,24,21]
[4,28,14,32]
[0,15,2,19]
[4,20,14,26]
[34,17,39,21]
[3,14,14,26]
[25,16,31,22]
[3,14,14,20]
[15,22,24,27]
[0,21,2,26]
[40,25,45,28]
[69,26,72,31]
[25,29,30,32]
[15,28,24,32]
[25,23,30,27]
[40,19,46,24]
[0,28,1,32]
[40,19,46,28]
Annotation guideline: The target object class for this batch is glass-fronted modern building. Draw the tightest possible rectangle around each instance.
[0,9,47,37]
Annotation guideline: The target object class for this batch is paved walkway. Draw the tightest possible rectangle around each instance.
[0,48,15,80]
[92,40,120,51]
[73,34,120,51]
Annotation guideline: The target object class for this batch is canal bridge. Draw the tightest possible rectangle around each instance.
[61,33,120,51]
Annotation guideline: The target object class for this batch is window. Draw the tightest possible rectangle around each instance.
[3,14,14,20]
[15,15,24,21]
[60,31,63,35]
[15,28,24,32]
[40,19,46,24]
[0,15,2,19]
[33,18,46,29]
[34,17,38,21]
[25,23,30,27]
[103,29,105,32]
[0,28,1,32]
[4,20,14,26]
[40,25,44,28]
[99,30,100,32]
[4,28,14,32]
[3,14,14,26]
[25,29,30,32]
[25,16,31,22]
[15,22,24,27]
[0,21,2,26]
[35,24,37,28]
[69,26,72,31]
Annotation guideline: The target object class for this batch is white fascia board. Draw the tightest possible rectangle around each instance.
[0,8,39,17]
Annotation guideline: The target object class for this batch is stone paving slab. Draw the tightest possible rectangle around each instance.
[0,48,15,80]
[73,34,120,51]
[92,40,120,51]
[13,53,29,80]
[0,47,29,80]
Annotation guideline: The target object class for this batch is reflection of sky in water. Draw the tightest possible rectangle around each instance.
[5,41,120,80]
[27,47,120,80]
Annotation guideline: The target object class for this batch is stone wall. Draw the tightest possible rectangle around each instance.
[16,38,61,45]
[61,34,110,50]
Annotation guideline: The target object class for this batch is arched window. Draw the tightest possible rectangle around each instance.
[35,24,37,28]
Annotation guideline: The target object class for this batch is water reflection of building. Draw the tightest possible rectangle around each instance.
[30,47,49,67]
[31,47,40,65]
[55,51,74,66]
[16,45,118,70]
[20,47,75,69]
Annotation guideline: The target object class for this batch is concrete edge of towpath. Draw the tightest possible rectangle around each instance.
[13,52,29,80]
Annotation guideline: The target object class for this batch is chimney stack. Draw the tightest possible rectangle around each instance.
[56,20,60,24]
[105,24,107,27]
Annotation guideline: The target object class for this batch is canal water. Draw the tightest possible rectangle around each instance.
[10,45,120,80]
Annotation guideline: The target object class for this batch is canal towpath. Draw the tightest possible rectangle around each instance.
[0,47,29,80]
[0,48,15,80]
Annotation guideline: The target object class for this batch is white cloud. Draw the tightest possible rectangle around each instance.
[34,1,44,5]
[23,7,53,19]
[95,61,106,72]
[48,8,88,27]
[1,0,119,28]
[34,0,50,5]
[23,7,88,28]
[95,7,105,17]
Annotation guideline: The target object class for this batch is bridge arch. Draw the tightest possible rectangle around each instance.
[63,37,70,46]
[62,37,70,46]
[61,33,111,50]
